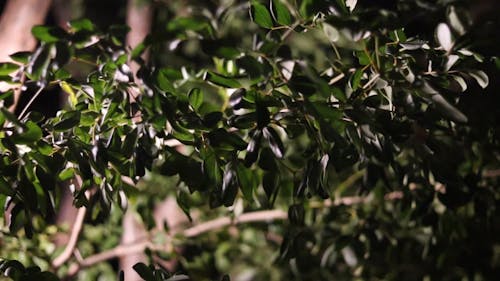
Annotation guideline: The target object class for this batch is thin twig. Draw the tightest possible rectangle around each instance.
[18,86,44,120]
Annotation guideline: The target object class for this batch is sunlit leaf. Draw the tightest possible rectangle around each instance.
[251,1,274,29]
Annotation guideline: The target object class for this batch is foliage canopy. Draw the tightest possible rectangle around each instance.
[0,0,499,280]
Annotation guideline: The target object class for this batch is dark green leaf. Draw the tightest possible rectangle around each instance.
[201,39,240,59]
[27,45,52,81]
[202,147,222,187]
[202,111,223,128]
[9,51,31,64]
[53,111,81,131]
[0,177,14,196]
[236,162,256,201]
[222,165,238,206]
[206,71,242,88]
[156,69,176,93]
[256,103,270,128]
[122,128,138,158]
[55,41,72,66]
[11,121,43,144]
[133,263,155,281]
[288,204,305,225]
[244,130,262,167]
[188,88,203,110]
[263,171,278,200]
[431,94,467,123]
[263,126,284,158]
[251,1,274,29]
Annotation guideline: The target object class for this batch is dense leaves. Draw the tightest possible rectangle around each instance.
[1,0,499,280]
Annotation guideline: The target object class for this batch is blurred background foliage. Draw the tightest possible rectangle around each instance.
[0,0,499,280]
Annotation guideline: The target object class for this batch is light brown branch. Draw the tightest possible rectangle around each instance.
[52,179,88,269]
[183,210,287,237]
[66,209,288,275]
[52,204,86,268]
[64,193,403,276]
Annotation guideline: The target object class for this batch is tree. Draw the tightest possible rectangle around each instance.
[1,0,499,280]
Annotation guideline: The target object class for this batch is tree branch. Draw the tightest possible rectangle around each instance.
[52,180,88,269]
[63,193,403,276]
[52,205,86,268]
[183,209,287,237]
[65,209,288,276]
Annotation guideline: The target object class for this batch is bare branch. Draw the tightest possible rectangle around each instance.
[183,210,287,237]
[66,209,288,275]
[52,179,88,269]
[64,193,404,276]
[52,204,86,268]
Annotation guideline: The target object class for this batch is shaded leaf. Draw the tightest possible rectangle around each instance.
[188,88,203,110]
[206,71,241,88]
[263,126,284,158]
[469,70,489,89]
[431,94,467,123]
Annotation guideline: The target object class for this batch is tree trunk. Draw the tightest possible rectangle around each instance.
[0,0,52,112]
[120,1,153,280]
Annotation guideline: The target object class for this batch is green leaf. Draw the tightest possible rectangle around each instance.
[0,62,19,76]
[202,147,222,187]
[244,129,262,167]
[202,111,223,128]
[251,1,274,29]
[0,89,14,109]
[53,111,81,131]
[206,71,242,88]
[256,104,270,129]
[133,263,155,281]
[263,126,284,158]
[436,23,453,52]
[156,69,176,93]
[201,39,240,59]
[0,177,14,196]
[188,88,203,110]
[69,18,95,32]
[351,69,363,91]
[122,128,138,158]
[222,164,238,206]
[12,121,43,144]
[263,171,279,201]
[9,51,31,64]
[32,26,66,43]
[469,70,489,89]
[431,94,467,123]
[271,0,292,26]
[236,162,256,201]
[27,45,52,81]
[58,168,76,181]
